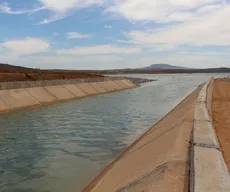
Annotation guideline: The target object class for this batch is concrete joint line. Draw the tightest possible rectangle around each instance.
[25,88,42,105]
[196,101,206,104]
[0,94,10,110]
[189,125,195,192]
[193,119,210,123]
[61,85,76,97]
[75,84,88,95]
[43,87,59,100]
[194,143,220,151]
[88,83,102,94]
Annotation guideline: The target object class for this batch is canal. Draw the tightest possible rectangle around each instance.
[0,73,228,192]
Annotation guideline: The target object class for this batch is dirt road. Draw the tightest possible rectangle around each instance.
[212,79,230,171]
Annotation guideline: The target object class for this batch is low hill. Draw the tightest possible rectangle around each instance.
[137,64,189,70]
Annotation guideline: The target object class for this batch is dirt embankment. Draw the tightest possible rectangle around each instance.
[0,72,103,82]
[0,63,104,82]
[212,78,230,171]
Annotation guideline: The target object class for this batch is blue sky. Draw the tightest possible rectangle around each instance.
[0,0,230,69]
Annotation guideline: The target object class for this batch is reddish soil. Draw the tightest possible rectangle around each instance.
[212,79,230,171]
[0,72,103,82]
[0,64,103,82]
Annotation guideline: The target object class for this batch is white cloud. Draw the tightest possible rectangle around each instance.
[104,25,112,29]
[122,2,230,47]
[107,0,222,23]
[39,0,103,13]
[178,51,230,56]
[1,37,50,55]
[117,38,177,51]
[66,32,91,39]
[1,0,227,27]
[0,2,45,14]
[38,14,66,25]
[0,0,104,24]
[56,45,141,55]
[38,0,104,24]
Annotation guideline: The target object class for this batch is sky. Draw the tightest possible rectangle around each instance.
[0,0,230,70]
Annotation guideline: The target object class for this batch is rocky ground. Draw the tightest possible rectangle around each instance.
[123,77,156,87]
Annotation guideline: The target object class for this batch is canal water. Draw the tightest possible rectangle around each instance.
[0,74,228,192]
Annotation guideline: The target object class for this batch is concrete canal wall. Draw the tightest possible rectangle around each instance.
[83,78,230,192]
[0,79,136,113]
[190,78,230,192]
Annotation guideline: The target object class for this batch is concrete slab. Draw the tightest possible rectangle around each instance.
[44,86,75,100]
[194,102,210,121]
[120,80,131,89]
[99,81,115,92]
[63,84,87,97]
[26,87,58,104]
[122,79,136,88]
[207,78,214,119]
[197,85,207,102]
[193,121,219,149]
[89,83,107,94]
[116,161,188,192]
[113,80,129,89]
[0,97,9,112]
[193,146,230,192]
[76,83,99,95]
[107,81,122,91]
[0,89,40,110]
[110,80,124,90]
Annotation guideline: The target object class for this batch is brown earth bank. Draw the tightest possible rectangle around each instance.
[83,85,202,192]
[0,64,103,82]
[212,78,230,171]
[0,72,103,82]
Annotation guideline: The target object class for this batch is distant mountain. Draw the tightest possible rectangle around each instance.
[137,64,189,70]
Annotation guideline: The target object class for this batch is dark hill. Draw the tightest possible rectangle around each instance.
[137,64,189,70]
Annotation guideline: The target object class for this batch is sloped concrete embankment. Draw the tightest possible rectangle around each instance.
[0,79,135,113]
[83,81,202,192]
[190,78,230,192]
[83,78,230,192]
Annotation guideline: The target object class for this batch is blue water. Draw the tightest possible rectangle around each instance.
[0,74,228,192]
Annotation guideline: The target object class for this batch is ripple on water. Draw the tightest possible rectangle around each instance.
[0,73,228,192]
